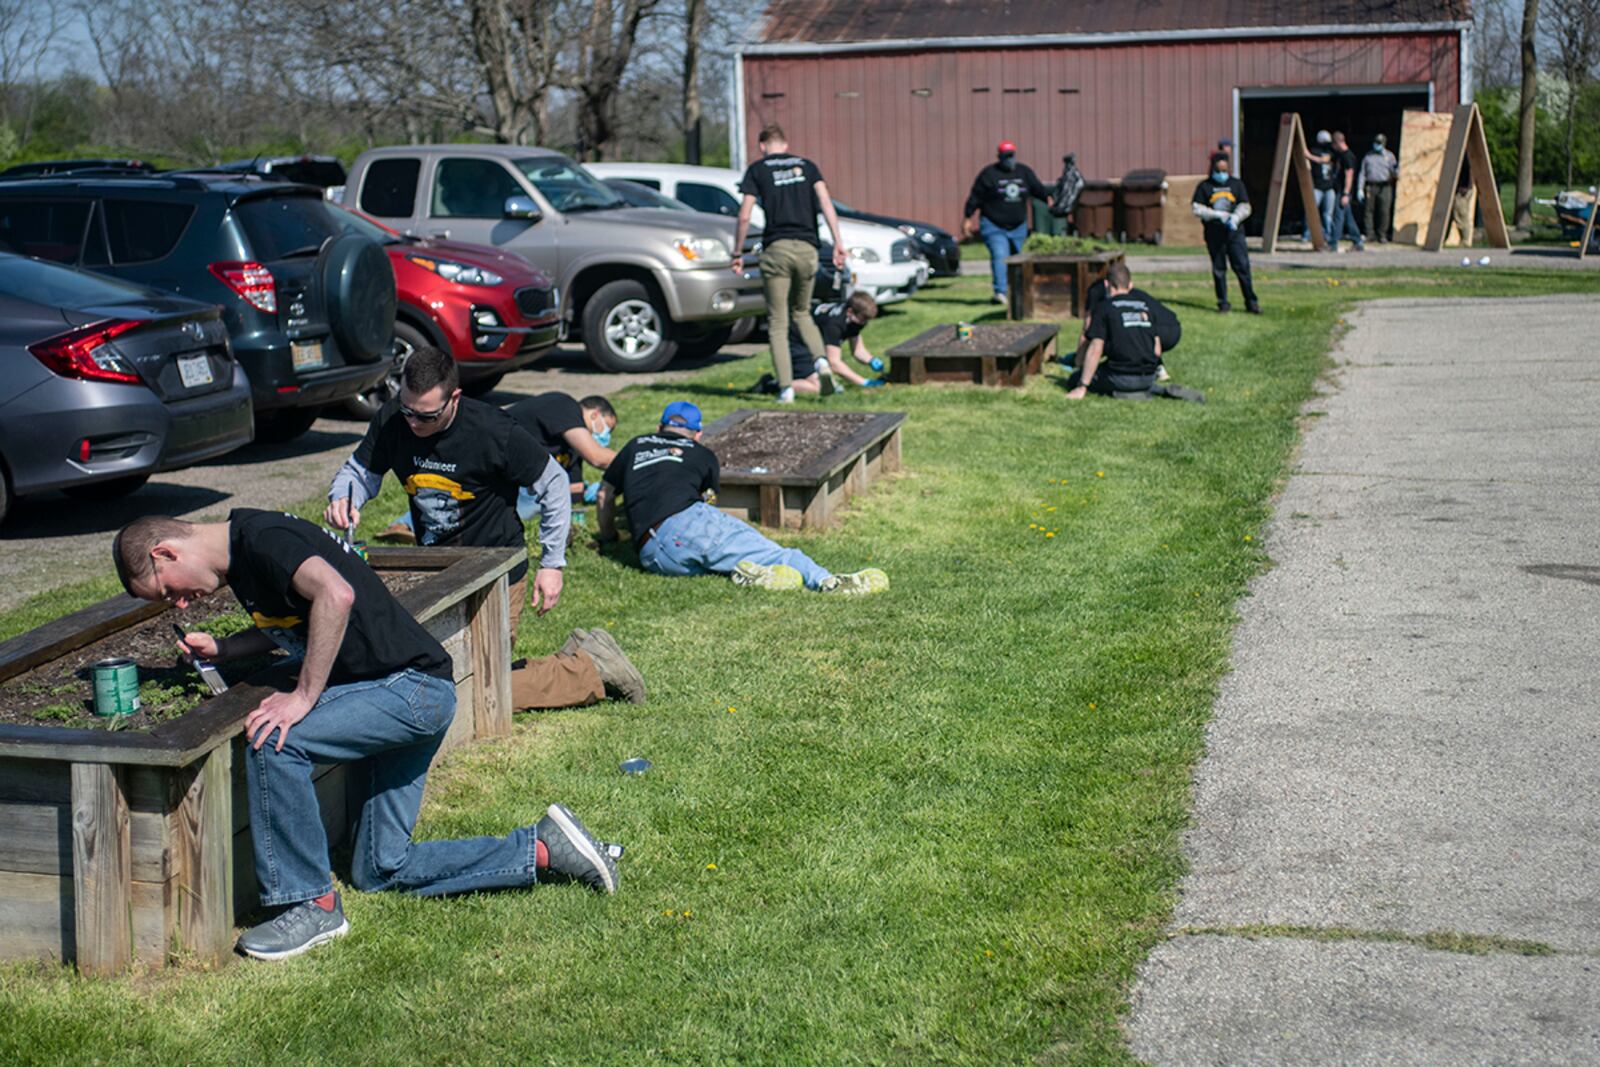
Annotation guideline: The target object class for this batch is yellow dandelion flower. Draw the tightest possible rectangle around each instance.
[1046,532,1055,539]
[1089,702,1097,709]
[706,863,718,871]
[1046,506,1056,512]
[1096,471,1105,478]
[727,706,737,714]
[1244,535,1253,542]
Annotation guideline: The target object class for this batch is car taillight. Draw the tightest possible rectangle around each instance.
[28,320,144,384]
[208,260,277,312]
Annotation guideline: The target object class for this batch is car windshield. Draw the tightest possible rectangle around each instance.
[0,253,159,308]
[604,180,693,212]
[514,157,624,214]
[332,205,404,246]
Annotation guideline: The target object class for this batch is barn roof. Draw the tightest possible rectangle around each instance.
[750,0,1471,50]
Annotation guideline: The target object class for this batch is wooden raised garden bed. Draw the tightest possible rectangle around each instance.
[886,323,1059,387]
[703,409,905,530]
[0,545,519,974]
[1004,249,1125,320]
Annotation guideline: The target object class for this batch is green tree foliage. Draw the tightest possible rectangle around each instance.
[1479,82,1600,185]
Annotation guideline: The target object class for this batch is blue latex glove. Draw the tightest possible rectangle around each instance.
[583,481,600,503]
[862,377,886,389]
[868,357,885,372]
[1226,215,1238,231]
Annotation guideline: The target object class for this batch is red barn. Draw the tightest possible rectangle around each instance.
[733,0,1471,235]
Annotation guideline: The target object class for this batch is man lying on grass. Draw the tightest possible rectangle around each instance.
[325,346,645,711]
[1065,261,1204,403]
[112,510,620,961]
[596,401,888,594]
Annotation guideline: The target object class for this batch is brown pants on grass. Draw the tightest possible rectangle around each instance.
[505,575,605,710]
[760,238,825,389]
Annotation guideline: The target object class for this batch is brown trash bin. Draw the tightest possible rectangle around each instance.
[1121,168,1167,244]
[1073,180,1116,240]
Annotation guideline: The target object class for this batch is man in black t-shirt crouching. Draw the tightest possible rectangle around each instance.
[757,291,887,397]
[595,401,888,595]
[1066,262,1203,403]
[113,510,621,961]
[325,348,646,714]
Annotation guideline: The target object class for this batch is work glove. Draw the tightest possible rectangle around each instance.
[583,481,601,504]
[868,357,885,372]
[862,378,886,389]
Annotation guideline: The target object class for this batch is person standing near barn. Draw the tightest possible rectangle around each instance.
[1359,133,1399,243]
[731,124,850,406]
[963,140,1053,304]
[1191,152,1260,314]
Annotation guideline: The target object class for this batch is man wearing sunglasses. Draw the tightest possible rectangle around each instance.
[327,347,645,710]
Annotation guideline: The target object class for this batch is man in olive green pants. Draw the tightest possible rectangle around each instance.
[732,124,849,403]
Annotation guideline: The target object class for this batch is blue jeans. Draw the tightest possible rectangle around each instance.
[1304,188,1336,241]
[979,216,1027,295]
[637,502,832,589]
[1330,196,1365,248]
[246,668,538,906]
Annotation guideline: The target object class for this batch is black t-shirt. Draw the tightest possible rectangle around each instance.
[226,508,452,685]
[363,397,549,582]
[1309,149,1337,191]
[603,432,720,537]
[1334,149,1357,193]
[739,155,823,246]
[1083,282,1180,353]
[1192,177,1250,229]
[506,393,586,485]
[1085,290,1163,378]
[786,300,863,355]
[964,162,1051,229]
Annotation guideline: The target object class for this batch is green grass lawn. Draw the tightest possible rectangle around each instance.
[2,267,1598,1064]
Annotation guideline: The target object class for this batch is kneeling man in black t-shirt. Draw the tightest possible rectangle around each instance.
[113,510,621,962]
[1066,262,1204,403]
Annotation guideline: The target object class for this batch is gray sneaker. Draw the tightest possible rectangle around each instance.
[816,359,837,396]
[236,893,349,961]
[573,628,646,704]
[537,804,618,894]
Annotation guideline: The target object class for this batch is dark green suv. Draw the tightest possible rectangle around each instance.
[0,169,395,441]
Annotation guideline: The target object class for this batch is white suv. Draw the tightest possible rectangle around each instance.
[585,163,928,305]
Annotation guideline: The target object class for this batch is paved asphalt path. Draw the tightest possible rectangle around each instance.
[0,342,763,613]
[1127,295,1600,1064]
[959,242,1600,276]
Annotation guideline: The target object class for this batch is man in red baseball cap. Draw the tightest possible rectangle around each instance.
[963,139,1053,304]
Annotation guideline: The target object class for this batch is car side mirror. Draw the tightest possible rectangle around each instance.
[504,195,542,221]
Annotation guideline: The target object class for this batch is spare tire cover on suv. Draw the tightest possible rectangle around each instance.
[322,232,395,363]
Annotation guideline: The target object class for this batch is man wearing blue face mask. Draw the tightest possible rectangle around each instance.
[1191,152,1260,314]
[506,393,619,507]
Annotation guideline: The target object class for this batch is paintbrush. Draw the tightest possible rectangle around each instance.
[172,623,229,695]
[344,484,357,544]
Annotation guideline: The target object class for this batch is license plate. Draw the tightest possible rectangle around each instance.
[291,340,326,372]
[176,354,213,388]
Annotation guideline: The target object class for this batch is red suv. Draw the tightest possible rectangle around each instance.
[335,207,560,414]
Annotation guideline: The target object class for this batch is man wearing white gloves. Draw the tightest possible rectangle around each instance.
[1190,151,1260,314]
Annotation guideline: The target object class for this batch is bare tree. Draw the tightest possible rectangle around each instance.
[569,0,660,159]
[1516,0,1541,228]
[0,0,65,151]
[682,0,704,162]
[1543,0,1600,184]
[1475,0,1524,89]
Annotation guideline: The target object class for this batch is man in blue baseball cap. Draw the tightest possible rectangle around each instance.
[595,401,888,594]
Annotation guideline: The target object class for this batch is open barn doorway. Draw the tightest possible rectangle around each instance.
[1238,85,1431,238]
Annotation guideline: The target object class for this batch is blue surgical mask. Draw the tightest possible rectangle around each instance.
[592,424,613,448]
[1212,171,1228,184]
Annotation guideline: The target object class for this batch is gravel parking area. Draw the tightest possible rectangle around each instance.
[0,342,761,612]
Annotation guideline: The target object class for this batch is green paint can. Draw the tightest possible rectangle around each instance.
[956,322,974,340]
[91,658,140,717]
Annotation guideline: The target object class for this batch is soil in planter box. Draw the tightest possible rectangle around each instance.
[0,570,431,730]
[892,323,1054,357]
[707,412,879,474]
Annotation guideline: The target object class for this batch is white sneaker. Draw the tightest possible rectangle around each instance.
[816,360,837,397]
[1156,364,1171,382]
[776,387,795,404]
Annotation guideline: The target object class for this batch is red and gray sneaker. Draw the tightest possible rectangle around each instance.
[236,892,350,961]
[537,804,619,894]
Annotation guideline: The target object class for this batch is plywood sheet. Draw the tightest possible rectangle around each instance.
[1163,175,1206,247]
[1396,110,1453,245]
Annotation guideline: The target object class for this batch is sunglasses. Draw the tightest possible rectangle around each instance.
[400,396,455,422]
